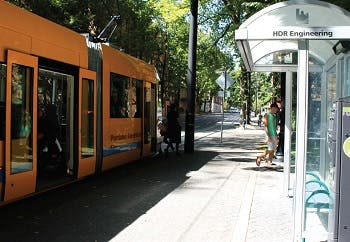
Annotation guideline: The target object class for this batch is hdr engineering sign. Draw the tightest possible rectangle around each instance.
[267,27,350,39]
[273,29,333,38]
[236,26,350,40]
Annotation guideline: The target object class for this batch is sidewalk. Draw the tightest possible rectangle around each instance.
[110,122,293,242]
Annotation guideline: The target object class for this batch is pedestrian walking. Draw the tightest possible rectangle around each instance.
[256,102,279,167]
[165,104,181,154]
[242,118,246,129]
[258,113,263,127]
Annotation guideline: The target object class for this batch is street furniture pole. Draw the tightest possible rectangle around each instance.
[184,0,198,153]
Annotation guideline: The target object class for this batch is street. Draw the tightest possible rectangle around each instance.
[159,110,241,139]
[0,113,262,242]
[192,112,241,141]
[158,111,241,152]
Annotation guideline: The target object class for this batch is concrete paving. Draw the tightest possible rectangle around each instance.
[111,123,294,242]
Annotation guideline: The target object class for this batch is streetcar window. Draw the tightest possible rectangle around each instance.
[144,87,151,144]
[81,78,94,157]
[0,64,5,102]
[130,79,142,118]
[110,73,129,118]
[0,64,5,140]
[11,64,33,174]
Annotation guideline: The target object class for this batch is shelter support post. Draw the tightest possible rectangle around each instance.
[284,71,292,197]
[293,40,309,241]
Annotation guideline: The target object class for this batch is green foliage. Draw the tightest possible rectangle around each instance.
[7,0,161,61]
[6,0,350,116]
[220,0,350,116]
[325,0,350,11]
[197,33,227,105]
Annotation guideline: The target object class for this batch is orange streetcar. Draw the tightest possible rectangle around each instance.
[0,1,158,204]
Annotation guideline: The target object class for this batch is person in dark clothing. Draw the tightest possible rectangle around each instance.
[37,107,49,174]
[45,104,61,150]
[37,105,64,176]
[165,104,181,154]
[37,107,48,152]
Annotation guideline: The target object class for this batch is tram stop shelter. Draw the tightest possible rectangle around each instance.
[235,0,350,241]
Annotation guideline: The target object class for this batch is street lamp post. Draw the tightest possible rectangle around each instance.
[220,70,227,143]
[215,69,234,143]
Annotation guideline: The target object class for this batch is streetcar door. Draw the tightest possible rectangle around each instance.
[77,69,96,178]
[143,83,152,156]
[143,83,157,157]
[4,50,37,201]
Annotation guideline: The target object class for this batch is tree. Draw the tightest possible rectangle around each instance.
[209,0,350,122]
[196,33,227,112]
[214,0,278,122]
[152,0,190,113]
[7,0,163,62]
[151,0,229,114]
[9,0,350,120]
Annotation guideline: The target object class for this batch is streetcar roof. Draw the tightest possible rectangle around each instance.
[0,1,88,68]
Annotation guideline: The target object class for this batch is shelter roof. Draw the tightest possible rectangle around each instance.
[235,0,350,71]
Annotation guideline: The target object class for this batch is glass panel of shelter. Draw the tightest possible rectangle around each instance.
[254,41,343,240]
[302,39,342,241]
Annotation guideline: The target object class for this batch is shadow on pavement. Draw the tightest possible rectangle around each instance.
[0,151,218,242]
[243,165,284,172]
[195,135,263,151]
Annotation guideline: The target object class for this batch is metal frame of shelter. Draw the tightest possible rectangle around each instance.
[235,0,350,241]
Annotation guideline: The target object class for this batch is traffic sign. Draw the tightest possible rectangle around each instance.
[215,72,234,90]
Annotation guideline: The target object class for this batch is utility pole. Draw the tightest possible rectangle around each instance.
[184,0,198,153]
